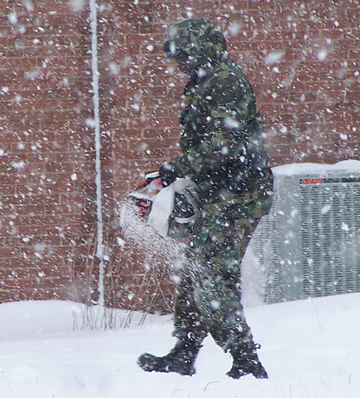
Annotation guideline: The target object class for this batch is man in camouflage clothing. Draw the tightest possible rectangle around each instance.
[138,18,273,379]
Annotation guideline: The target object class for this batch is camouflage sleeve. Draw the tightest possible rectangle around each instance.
[173,74,258,177]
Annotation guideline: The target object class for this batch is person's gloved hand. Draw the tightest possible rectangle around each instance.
[159,160,178,187]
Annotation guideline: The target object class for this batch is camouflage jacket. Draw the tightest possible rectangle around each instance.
[162,19,272,201]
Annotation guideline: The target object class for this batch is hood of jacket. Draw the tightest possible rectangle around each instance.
[163,18,228,74]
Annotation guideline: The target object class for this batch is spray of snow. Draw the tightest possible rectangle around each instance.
[89,0,105,308]
[118,199,184,270]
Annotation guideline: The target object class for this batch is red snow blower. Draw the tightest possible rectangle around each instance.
[129,172,199,239]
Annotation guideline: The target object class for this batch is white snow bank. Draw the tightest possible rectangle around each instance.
[273,159,360,176]
[0,294,359,398]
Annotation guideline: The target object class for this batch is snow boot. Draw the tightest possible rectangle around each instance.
[137,340,202,376]
[226,343,268,379]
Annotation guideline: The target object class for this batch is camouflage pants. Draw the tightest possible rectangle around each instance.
[173,181,272,353]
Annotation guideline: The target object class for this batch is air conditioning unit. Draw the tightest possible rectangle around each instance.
[245,160,360,305]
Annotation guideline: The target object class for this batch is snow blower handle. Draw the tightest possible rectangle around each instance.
[136,171,161,190]
[129,172,164,221]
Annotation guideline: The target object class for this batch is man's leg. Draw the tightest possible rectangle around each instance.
[202,255,268,379]
[137,249,208,376]
[193,209,268,379]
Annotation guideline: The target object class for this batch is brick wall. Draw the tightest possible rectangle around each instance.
[1,0,359,312]
[0,0,95,303]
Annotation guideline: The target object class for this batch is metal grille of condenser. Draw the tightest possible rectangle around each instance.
[300,177,360,298]
[249,168,360,304]
[249,191,280,304]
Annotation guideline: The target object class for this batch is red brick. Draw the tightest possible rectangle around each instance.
[249,0,275,9]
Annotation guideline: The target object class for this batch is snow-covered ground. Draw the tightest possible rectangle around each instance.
[0,294,359,398]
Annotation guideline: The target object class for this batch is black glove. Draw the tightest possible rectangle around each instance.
[159,160,178,187]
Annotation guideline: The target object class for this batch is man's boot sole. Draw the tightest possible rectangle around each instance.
[137,353,195,376]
